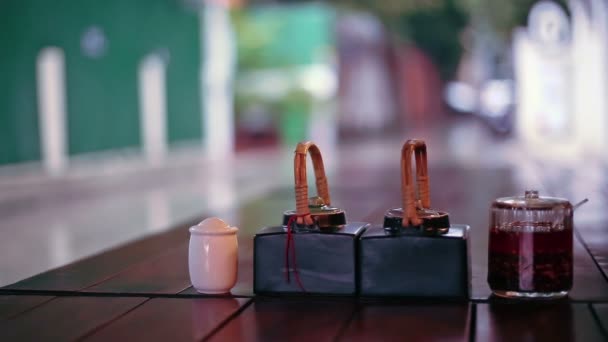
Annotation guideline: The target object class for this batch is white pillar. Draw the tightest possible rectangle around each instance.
[513,28,537,144]
[514,2,576,160]
[145,190,170,233]
[201,3,235,160]
[590,0,608,154]
[37,47,68,175]
[138,54,168,166]
[570,0,605,155]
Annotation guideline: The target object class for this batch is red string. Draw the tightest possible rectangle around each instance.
[285,214,307,292]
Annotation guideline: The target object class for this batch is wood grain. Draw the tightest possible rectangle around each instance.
[0,295,54,320]
[207,297,355,341]
[86,235,253,296]
[569,233,608,301]
[2,221,192,292]
[592,303,608,338]
[475,303,606,341]
[339,303,470,341]
[576,220,608,280]
[83,243,191,295]
[84,297,251,341]
[0,296,146,341]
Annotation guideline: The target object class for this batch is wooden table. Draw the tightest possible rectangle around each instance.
[1,154,608,341]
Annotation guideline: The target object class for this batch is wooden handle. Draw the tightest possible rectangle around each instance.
[294,141,331,225]
[401,139,430,227]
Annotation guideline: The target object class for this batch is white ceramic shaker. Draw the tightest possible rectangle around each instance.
[188,217,239,294]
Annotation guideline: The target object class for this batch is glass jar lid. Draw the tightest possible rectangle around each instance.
[493,190,571,210]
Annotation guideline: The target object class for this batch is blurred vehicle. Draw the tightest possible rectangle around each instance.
[445,79,515,135]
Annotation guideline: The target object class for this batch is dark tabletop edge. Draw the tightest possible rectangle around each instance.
[574,227,608,283]
[78,242,190,293]
[75,298,152,341]
[0,295,56,321]
[5,288,608,304]
[201,298,254,341]
[0,289,255,299]
[334,301,366,341]
[468,303,477,342]
[589,303,608,340]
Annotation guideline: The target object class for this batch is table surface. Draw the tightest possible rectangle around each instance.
[2,148,608,341]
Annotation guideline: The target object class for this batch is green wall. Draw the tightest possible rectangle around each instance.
[0,0,202,164]
[235,3,335,69]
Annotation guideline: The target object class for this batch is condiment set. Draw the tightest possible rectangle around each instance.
[188,139,585,299]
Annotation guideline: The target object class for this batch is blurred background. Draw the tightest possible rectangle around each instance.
[1,0,607,285]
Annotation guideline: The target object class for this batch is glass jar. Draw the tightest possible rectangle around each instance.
[487,190,573,299]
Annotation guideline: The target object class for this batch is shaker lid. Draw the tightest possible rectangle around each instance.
[383,207,450,234]
[189,217,238,235]
[493,190,571,210]
[282,196,346,229]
